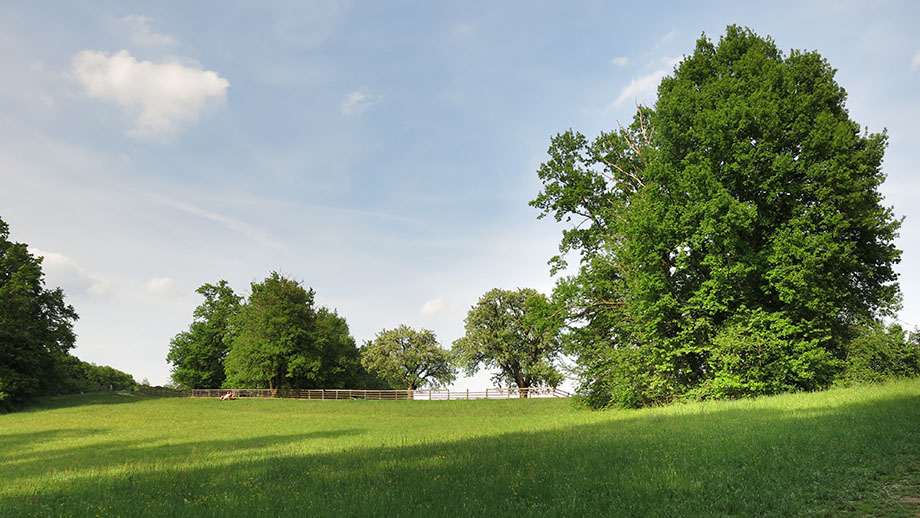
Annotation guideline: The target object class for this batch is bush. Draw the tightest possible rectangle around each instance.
[839,322,920,384]
[698,309,839,399]
[576,346,675,409]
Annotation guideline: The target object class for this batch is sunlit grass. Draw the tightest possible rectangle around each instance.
[2,380,920,517]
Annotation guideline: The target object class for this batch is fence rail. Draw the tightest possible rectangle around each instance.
[185,387,571,400]
[137,386,191,397]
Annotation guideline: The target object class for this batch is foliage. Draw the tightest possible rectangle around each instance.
[3,380,920,517]
[0,216,78,410]
[452,288,564,391]
[167,280,241,389]
[839,322,920,384]
[222,272,371,392]
[289,307,389,389]
[360,325,456,390]
[53,353,137,393]
[531,26,903,408]
[224,272,316,391]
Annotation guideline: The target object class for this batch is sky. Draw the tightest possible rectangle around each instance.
[2,1,919,389]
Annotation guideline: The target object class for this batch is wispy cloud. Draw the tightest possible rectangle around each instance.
[611,56,628,67]
[146,277,178,298]
[72,50,229,137]
[341,89,380,115]
[912,50,920,70]
[611,57,681,108]
[152,196,289,253]
[654,29,678,50]
[121,15,177,47]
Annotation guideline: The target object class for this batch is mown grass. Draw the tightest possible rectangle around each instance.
[2,380,919,517]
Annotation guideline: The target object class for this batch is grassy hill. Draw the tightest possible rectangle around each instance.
[2,380,920,517]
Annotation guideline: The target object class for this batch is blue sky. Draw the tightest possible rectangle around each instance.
[2,1,918,388]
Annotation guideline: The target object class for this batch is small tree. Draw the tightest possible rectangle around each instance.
[167,280,241,389]
[360,325,456,391]
[452,288,564,396]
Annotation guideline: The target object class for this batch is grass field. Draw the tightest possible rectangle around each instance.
[2,380,920,517]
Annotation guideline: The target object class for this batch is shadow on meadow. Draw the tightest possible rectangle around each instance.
[22,392,151,412]
[2,429,366,486]
[0,429,108,461]
[3,389,920,518]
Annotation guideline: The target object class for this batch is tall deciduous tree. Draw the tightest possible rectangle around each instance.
[360,325,456,391]
[452,288,564,393]
[222,272,371,392]
[0,217,78,410]
[289,307,372,389]
[224,272,317,394]
[166,280,241,389]
[532,26,902,407]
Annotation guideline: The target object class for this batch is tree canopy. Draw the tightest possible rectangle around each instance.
[531,26,903,408]
[452,288,564,391]
[361,325,456,390]
[225,273,314,392]
[0,216,79,410]
[220,272,375,392]
[167,280,241,389]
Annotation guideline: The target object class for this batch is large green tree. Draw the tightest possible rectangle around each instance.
[531,26,902,407]
[288,307,378,389]
[452,288,564,393]
[223,272,371,392]
[0,217,78,410]
[224,272,317,393]
[360,325,456,391]
[166,280,241,389]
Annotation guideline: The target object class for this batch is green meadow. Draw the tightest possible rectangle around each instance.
[2,380,920,518]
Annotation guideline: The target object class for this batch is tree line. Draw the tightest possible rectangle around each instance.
[6,25,920,412]
[166,275,566,394]
[0,217,137,412]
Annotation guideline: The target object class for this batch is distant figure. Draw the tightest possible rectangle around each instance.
[220,390,234,401]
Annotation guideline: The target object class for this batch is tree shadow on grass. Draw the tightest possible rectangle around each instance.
[19,392,152,412]
[2,388,919,518]
[1,429,366,487]
[0,429,109,461]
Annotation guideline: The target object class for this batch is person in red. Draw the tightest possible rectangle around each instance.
[220,390,233,401]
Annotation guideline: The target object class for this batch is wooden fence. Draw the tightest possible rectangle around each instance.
[187,387,571,400]
[137,385,192,397]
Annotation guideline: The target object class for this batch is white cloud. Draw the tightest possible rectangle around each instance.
[121,15,177,47]
[611,56,628,67]
[27,247,108,296]
[71,49,229,137]
[611,57,681,108]
[419,297,449,317]
[341,89,380,115]
[912,50,920,70]
[146,277,177,298]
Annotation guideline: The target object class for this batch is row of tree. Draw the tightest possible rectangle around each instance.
[167,276,567,394]
[530,25,920,408]
[0,216,137,411]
